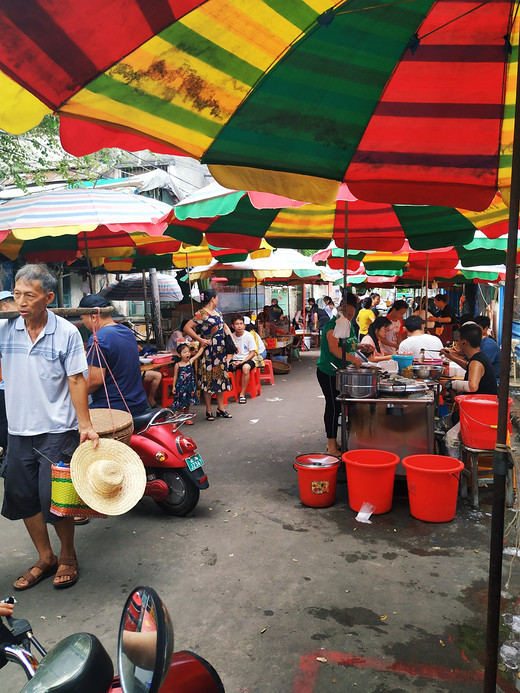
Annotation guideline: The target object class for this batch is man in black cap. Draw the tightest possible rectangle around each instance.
[79,294,149,416]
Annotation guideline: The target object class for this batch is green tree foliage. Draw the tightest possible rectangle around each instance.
[0,115,121,191]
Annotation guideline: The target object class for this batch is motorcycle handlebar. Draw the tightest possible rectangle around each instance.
[136,409,195,435]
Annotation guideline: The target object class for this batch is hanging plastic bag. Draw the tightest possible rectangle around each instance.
[333,315,351,339]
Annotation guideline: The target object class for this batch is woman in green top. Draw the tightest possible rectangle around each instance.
[316,293,362,456]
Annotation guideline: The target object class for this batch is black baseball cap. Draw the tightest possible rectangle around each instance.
[79,294,110,308]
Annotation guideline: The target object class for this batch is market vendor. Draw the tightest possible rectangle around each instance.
[316,294,362,457]
[439,322,497,457]
[434,293,457,342]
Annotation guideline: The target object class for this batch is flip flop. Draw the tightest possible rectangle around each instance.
[185,419,194,425]
[14,557,59,591]
[53,558,79,589]
[74,516,90,525]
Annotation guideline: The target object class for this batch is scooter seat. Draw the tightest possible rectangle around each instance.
[132,407,171,431]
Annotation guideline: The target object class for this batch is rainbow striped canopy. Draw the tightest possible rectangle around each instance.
[171,185,511,252]
[0,0,516,211]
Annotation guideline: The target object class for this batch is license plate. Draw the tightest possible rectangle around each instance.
[186,453,205,471]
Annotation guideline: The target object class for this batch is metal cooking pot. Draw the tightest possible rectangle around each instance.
[411,364,444,381]
[336,368,380,398]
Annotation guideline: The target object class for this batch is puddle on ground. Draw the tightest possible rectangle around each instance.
[306,606,387,634]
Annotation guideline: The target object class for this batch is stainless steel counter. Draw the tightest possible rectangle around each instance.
[337,391,435,475]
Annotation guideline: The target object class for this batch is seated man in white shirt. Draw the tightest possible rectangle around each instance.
[398,315,444,360]
[229,315,258,404]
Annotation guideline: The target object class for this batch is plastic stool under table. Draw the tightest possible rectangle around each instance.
[460,444,514,509]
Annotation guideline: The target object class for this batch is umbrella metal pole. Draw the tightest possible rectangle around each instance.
[149,267,165,350]
[483,80,520,690]
[342,225,348,368]
[341,222,348,456]
[83,232,94,293]
[57,264,64,308]
[302,284,307,349]
[142,271,151,343]
[286,281,291,327]
[424,254,429,329]
[186,254,194,313]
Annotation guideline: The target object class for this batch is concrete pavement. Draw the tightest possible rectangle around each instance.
[2,351,520,692]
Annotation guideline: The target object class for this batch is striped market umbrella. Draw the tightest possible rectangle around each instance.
[0,227,183,266]
[0,188,174,240]
[171,185,510,252]
[0,1,515,213]
[188,248,341,285]
[313,231,518,278]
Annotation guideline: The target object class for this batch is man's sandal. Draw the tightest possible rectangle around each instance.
[53,558,79,589]
[13,556,58,591]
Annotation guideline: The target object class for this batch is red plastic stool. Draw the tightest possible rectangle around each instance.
[236,367,261,399]
[211,371,239,405]
[160,376,175,408]
[259,359,275,385]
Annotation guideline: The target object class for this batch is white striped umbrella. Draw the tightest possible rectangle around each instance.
[0,188,174,241]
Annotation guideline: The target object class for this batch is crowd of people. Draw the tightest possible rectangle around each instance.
[312,290,502,456]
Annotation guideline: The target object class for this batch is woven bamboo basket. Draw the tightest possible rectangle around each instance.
[272,361,291,375]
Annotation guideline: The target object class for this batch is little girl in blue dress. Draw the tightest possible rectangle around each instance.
[172,343,203,423]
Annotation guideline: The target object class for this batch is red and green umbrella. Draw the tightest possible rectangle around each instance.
[0,1,515,211]
[171,185,510,252]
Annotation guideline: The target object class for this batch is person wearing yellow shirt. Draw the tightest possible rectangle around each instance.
[356,297,376,336]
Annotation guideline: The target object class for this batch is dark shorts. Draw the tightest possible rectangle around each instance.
[229,359,256,372]
[1,430,80,524]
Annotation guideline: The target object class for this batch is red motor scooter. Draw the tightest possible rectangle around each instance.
[1,587,225,692]
[129,408,208,517]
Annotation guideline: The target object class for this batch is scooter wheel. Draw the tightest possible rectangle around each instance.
[155,470,200,516]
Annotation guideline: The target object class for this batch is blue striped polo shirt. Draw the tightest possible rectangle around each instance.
[0,310,88,436]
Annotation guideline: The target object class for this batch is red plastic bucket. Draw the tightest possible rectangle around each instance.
[455,395,512,449]
[294,454,340,508]
[402,454,464,522]
[342,449,400,514]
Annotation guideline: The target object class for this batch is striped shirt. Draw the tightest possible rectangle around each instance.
[0,310,87,435]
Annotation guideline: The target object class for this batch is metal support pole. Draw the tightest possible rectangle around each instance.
[185,254,194,313]
[483,42,520,690]
[149,267,165,350]
[342,224,348,368]
[83,232,94,293]
[142,270,151,343]
[56,265,64,308]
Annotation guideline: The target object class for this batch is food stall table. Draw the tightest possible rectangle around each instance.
[338,390,435,476]
[264,336,293,362]
[140,359,175,373]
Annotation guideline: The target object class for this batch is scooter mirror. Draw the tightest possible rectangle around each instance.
[118,587,174,693]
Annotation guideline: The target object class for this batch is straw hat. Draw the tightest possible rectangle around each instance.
[70,439,146,515]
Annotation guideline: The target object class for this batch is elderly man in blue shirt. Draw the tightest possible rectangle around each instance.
[0,264,99,590]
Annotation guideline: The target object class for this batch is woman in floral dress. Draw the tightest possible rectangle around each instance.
[183,289,232,421]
